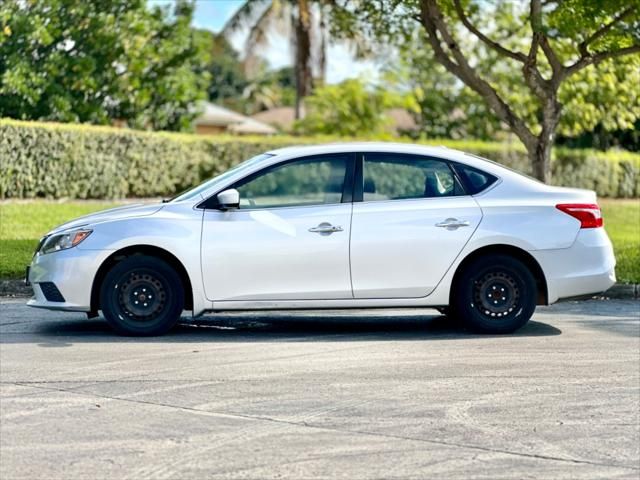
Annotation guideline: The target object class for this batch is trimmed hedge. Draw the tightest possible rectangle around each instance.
[1,118,638,199]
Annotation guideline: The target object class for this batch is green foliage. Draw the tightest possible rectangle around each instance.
[204,31,249,112]
[0,118,638,200]
[558,56,640,138]
[0,0,210,131]
[294,78,411,136]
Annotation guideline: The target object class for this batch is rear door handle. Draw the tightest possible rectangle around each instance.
[435,218,470,229]
[309,222,344,234]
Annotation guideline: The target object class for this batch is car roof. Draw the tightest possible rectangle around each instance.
[266,142,498,173]
[267,142,457,158]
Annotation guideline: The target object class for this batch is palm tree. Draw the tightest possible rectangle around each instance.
[222,0,328,119]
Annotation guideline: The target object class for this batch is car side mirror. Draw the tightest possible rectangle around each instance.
[216,189,240,211]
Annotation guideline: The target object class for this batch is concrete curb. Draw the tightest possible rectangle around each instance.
[604,283,640,300]
[0,280,33,298]
[1,279,638,300]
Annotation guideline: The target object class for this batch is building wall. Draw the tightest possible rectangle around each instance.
[195,124,227,135]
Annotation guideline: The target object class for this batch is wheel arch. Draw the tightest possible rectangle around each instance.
[90,245,194,313]
[450,244,548,306]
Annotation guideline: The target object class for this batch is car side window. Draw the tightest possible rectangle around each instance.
[362,153,465,201]
[454,164,498,194]
[232,155,349,209]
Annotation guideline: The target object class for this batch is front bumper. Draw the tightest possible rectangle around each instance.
[27,247,113,312]
[531,228,616,304]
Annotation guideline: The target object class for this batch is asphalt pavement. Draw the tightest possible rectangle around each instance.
[1,298,639,479]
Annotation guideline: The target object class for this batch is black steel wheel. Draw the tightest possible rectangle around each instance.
[100,256,184,336]
[452,254,536,334]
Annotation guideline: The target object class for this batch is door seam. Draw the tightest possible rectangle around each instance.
[348,202,355,298]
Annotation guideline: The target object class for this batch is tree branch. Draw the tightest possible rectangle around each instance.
[567,44,640,77]
[420,0,537,150]
[539,35,563,81]
[452,0,527,63]
[578,5,637,57]
[522,0,552,100]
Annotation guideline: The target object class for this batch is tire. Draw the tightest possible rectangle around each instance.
[100,256,184,336]
[451,254,536,334]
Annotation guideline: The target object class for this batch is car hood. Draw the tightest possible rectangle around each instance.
[48,203,164,235]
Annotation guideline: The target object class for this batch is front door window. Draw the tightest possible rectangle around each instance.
[233,155,349,209]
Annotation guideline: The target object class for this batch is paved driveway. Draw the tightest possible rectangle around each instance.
[1,299,639,479]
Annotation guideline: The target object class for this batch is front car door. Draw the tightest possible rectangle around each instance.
[350,152,483,298]
[200,153,355,302]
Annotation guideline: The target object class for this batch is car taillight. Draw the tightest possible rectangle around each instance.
[556,203,603,228]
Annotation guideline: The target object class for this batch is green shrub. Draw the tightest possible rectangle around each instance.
[1,119,638,199]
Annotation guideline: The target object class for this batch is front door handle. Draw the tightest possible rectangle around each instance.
[309,222,344,234]
[435,218,470,230]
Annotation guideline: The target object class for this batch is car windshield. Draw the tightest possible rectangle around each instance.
[169,153,274,203]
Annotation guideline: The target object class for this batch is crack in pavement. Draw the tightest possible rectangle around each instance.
[7,381,638,473]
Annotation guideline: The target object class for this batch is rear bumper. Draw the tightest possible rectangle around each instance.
[530,228,616,304]
[26,248,112,312]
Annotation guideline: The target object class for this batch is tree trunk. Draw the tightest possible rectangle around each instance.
[294,0,313,120]
[528,100,561,183]
[528,137,552,184]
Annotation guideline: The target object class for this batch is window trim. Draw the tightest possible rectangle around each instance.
[354,152,469,203]
[197,153,357,211]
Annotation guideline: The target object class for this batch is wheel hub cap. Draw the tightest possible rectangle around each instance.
[474,271,519,318]
[119,272,166,321]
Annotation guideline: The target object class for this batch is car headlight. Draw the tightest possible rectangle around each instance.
[40,229,93,255]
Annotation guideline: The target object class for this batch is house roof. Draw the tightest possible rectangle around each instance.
[251,107,296,130]
[194,101,276,135]
[228,118,278,135]
[194,102,247,127]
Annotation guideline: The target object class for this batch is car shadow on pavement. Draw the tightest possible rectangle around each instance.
[2,310,562,344]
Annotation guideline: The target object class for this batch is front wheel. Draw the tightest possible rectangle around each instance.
[451,255,536,334]
[100,256,184,336]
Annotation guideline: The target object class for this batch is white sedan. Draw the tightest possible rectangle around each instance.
[26,143,616,335]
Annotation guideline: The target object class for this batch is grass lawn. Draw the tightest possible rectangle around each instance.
[0,201,123,279]
[1,199,639,283]
[600,199,640,284]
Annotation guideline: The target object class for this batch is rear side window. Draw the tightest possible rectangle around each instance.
[454,164,498,194]
[362,153,465,201]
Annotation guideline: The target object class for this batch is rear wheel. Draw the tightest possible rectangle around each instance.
[100,256,184,336]
[452,255,536,334]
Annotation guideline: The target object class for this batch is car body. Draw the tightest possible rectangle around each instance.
[27,143,616,335]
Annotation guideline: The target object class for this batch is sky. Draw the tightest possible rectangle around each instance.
[148,0,377,84]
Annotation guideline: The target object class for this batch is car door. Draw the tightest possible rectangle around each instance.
[201,153,355,302]
[350,152,482,299]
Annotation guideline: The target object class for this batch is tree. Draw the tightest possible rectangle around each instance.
[332,0,640,182]
[202,31,249,112]
[0,0,209,131]
[294,78,409,136]
[387,16,640,146]
[240,66,297,114]
[384,39,502,140]
[223,0,330,119]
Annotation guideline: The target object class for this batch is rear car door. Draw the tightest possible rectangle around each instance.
[200,153,355,302]
[350,153,483,298]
